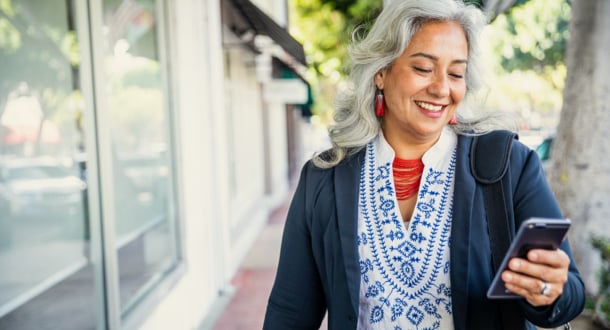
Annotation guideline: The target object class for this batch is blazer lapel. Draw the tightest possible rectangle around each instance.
[334,149,365,317]
[450,136,476,330]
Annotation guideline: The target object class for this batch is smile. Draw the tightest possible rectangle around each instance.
[415,101,445,112]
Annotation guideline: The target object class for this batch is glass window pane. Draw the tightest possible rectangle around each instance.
[0,1,96,329]
[100,0,179,315]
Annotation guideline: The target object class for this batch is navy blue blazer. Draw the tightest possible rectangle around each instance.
[263,134,585,330]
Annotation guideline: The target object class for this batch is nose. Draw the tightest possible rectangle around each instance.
[427,73,450,97]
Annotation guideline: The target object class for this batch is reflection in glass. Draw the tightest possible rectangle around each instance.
[101,0,179,315]
[0,1,95,329]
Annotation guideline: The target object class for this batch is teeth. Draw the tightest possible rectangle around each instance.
[416,101,443,112]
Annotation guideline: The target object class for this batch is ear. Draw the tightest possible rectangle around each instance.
[374,71,385,89]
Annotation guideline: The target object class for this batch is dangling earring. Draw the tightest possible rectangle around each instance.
[375,89,385,117]
[449,114,458,125]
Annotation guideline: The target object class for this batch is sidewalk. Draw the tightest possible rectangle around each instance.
[209,124,331,330]
[211,194,292,330]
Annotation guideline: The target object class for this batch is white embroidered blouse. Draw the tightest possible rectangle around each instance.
[357,127,458,330]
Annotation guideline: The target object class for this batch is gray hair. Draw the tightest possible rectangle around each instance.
[313,0,517,168]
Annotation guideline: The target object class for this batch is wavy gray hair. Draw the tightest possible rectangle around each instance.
[313,0,516,168]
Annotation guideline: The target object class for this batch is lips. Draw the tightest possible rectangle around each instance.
[414,101,445,112]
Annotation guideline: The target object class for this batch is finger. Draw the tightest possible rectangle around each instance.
[502,271,560,305]
[504,279,557,307]
[508,254,569,284]
[527,249,570,268]
[502,270,545,294]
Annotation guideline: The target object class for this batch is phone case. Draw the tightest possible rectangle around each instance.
[486,217,571,299]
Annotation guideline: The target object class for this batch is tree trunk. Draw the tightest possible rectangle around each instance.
[550,0,610,295]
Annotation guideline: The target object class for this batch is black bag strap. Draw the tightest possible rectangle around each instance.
[471,130,525,330]
[471,130,517,265]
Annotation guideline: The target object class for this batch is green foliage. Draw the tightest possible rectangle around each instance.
[319,0,382,28]
[591,235,610,325]
[291,0,381,118]
[293,0,380,79]
[489,0,570,75]
[480,0,571,131]
[592,236,610,294]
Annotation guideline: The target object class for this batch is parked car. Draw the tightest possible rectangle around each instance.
[535,134,554,172]
[0,156,87,220]
[119,150,169,204]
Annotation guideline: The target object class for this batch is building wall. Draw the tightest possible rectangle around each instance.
[0,0,304,328]
[266,101,291,203]
[223,38,272,280]
[136,0,231,328]
[142,0,289,327]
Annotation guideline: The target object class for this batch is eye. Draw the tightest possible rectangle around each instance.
[413,66,431,73]
[449,73,464,79]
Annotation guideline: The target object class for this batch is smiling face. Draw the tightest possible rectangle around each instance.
[375,20,468,150]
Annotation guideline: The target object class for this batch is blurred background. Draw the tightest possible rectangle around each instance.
[0,0,608,329]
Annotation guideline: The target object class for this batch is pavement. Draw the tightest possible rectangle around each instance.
[210,192,293,330]
[208,191,602,330]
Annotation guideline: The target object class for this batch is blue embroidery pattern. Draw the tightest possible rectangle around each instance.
[358,141,456,329]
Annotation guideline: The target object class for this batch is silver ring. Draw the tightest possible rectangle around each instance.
[540,281,551,296]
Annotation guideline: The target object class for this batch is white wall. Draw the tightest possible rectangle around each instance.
[265,102,290,205]
[138,0,231,328]
[223,45,271,276]
[138,0,298,327]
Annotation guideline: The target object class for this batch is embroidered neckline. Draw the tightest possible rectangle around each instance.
[356,129,457,329]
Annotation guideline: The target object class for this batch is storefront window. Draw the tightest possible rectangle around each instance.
[0,1,96,329]
[100,0,180,315]
[0,0,180,327]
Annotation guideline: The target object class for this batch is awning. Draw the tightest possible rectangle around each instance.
[222,0,307,67]
[272,58,313,117]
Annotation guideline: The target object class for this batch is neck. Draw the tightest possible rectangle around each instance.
[381,126,441,159]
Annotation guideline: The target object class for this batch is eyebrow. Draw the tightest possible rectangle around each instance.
[409,52,468,65]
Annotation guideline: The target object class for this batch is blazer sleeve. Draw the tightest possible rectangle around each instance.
[509,142,586,328]
[263,161,327,329]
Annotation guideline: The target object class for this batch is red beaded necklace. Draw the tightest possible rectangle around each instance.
[392,157,424,200]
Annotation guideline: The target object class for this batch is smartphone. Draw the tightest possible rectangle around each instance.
[486,217,571,299]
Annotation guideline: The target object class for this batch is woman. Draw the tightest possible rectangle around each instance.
[263,0,585,329]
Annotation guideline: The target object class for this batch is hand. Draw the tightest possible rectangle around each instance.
[500,249,570,306]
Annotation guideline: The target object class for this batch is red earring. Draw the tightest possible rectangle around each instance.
[449,114,458,125]
[375,89,385,117]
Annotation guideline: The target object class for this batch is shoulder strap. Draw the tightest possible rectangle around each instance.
[471,130,525,330]
[471,130,517,267]
[471,130,515,184]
